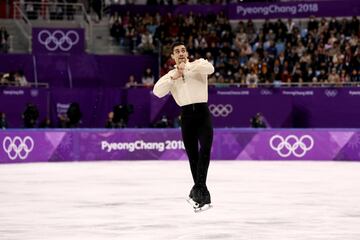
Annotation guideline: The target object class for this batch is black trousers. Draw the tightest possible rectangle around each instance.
[181,103,213,187]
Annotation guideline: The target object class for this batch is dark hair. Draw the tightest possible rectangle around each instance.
[171,42,186,52]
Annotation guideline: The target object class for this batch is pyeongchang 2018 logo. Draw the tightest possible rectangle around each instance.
[269,134,314,158]
[2,136,34,160]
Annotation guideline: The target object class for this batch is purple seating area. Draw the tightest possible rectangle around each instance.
[0,54,158,88]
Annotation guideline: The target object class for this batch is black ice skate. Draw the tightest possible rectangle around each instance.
[186,186,212,213]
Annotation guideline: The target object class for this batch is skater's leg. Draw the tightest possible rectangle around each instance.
[181,115,199,185]
[196,110,213,188]
[190,108,213,205]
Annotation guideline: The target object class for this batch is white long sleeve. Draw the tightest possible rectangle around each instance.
[153,71,175,98]
[153,59,214,106]
[191,58,215,75]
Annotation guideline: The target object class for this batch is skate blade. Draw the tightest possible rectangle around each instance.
[186,198,198,208]
[194,204,213,213]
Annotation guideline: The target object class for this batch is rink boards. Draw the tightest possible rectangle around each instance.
[1,129,360,163]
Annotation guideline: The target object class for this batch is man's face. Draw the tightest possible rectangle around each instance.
[171,45,188,65]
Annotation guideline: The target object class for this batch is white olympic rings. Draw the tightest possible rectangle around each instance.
[2,136,34,160]
[269,134,314,158]
[37,30,79,51]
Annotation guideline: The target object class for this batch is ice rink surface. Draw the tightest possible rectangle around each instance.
[1,160,360,240]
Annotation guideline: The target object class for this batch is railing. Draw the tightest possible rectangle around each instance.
[7,35,13,52]
[208,81,360,88]
[0,81,49,88]
[12,1,91,52]
[13,2,32,52]
[125,81,360,88]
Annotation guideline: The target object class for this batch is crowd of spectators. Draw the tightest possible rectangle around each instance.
[110,10,359,87]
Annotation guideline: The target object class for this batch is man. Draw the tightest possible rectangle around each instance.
[153,42,214,211]
[0,112,8,129]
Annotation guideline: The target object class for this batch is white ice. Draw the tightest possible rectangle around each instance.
[1,161,360,240]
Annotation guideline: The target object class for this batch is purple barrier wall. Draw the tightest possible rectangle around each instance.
[228,1,359,19]
[35,54,158,88]
[2,87,360,128]
[0,87,123,128]
[50,88,123,128]
[0,54,158,87]
[150,88,360,128]
[0,88,49,128]
[94,55,158,88]
[32,28,85,54]
[1,129,359,163]
[125,88,152,128]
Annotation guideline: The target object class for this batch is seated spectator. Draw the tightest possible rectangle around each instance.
[125,22,137,53]
[234,68,246,84]
[92,0,103,22]
[0,112,8,129]
[250,112,267,128]
[125,74,138,88]
[153,115,170,128]
[110,20,126,46]
[55,1,65,20]
[0,26,9,53]
[39,117,52,128]
[14,70,29,87]
[25,2,37,20]
[0,73,10,85]
[111,104,133,128]
[0,73,5,84]
[141,67,155,87]
[65,0,76,20]
[66,102,82,128]
[317,69,328,82]
[246,69,259,87]
[339,69,350,83]
[173,115,181,128]
[138,30,155,54]
[57,113,68,128]
[350,69,360,82]
[49,0,58,20]
[105,111,117,128]
[292,66,303,83]
[22,103,39,128]
[327,68,340,84]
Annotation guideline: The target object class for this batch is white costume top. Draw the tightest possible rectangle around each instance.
[153,58,214,106]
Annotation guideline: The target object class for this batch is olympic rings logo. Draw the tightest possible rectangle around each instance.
[2,136,34,160]
[269,134,314,158]
[208,104,233,117]
[37,30,79,51]
[260,89,273,95]
[324,89,338,97]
